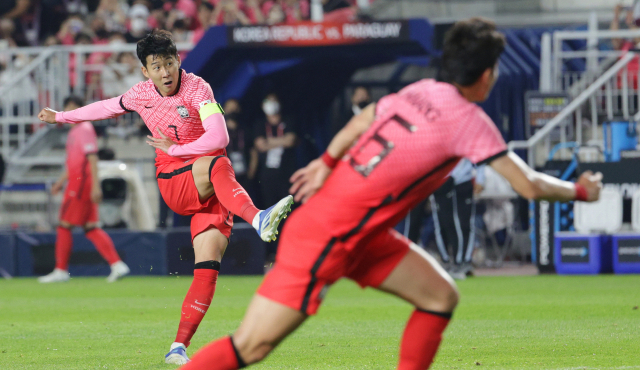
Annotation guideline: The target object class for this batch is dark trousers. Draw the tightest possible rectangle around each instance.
[429,178,475,266]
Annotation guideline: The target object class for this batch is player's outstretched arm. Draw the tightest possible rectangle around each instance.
[490,151,602,202]
[38,97,127,125]
[289,103,376,203]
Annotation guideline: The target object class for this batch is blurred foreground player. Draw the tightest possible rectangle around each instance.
[179,18,603,370]
[38,96,130,283]
[37,30,293,365]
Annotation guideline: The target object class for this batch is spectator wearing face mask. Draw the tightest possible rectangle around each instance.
[57,14,86,45]
[96,0,127,34]
[101,50,145,98]
[125,3,150,43]
[253,93,298,259]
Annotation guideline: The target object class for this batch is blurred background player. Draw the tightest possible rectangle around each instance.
[37,30,293,365]
[178,17,603,370]
[430,159,484,280]
[38,96,130,284]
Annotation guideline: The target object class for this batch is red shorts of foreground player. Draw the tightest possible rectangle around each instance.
[257,207,411,315]
[156,155,233,241]
[59,186,98,226]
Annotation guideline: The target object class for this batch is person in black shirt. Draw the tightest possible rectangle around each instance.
[254,93,297,261]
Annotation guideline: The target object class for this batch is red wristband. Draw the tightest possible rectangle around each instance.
[574,183,588,202]
[321,151,339,169]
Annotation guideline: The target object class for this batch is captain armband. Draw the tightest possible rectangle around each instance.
[198,101,225,121]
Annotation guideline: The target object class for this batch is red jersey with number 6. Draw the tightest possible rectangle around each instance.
[119,69,225,169]
[296,79,508,247]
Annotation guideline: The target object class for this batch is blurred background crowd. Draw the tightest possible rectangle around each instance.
[0,0,370,49]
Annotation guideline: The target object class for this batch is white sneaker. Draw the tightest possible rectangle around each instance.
[38,268,70,283]
[107,261,130,283]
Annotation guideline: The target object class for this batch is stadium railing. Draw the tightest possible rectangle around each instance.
[0,42,193,171]
[510,51,638,166]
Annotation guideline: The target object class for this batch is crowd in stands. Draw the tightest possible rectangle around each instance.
[0,0,367,49]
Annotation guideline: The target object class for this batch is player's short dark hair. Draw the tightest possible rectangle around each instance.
[136,29,178,67]
[438,17,506,87]
[63,95,84,108]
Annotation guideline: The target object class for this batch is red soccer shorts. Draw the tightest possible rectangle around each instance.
[257,209,410,315]
[59,189,98,226]
[156,157,232,241]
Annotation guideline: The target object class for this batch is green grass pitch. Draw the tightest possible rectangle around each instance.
[1,274,639,369]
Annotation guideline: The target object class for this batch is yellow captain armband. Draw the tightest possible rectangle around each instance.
[199,102,225,121]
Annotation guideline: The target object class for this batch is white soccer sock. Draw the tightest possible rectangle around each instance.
[170,342,185,350]
[252,211,262,230]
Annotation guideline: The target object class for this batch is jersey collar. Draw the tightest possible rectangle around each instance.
[154,69,184,97]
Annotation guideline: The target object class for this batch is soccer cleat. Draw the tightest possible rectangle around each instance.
[165,344,190,365]
[257,195,294,242]
[38,268,70,283]
[106,261,130,283]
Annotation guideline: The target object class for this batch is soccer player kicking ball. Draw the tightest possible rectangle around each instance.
[178,18,603,370]
[38,30,293,365]
[38,96,130,284]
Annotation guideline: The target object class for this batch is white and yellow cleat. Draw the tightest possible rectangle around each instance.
[256,195,294,242]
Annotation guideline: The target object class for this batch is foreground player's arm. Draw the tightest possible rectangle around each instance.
[51,169,68,196]
[489,152,602,202]
[38,97,127,124]
[87,154,103,204]
[289,103,376,203]
[166,105,230,157]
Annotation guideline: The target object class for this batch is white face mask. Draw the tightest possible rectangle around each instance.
[262,100,280,116]
[131,18,147,33]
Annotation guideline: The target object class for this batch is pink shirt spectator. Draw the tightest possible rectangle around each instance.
[65,122,98,195]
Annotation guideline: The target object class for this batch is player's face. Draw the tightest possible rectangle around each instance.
[142,54,181,96]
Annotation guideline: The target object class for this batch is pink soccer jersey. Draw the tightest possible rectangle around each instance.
[119,69,225,168]
[300,79,508,243]
[65,121,98,196]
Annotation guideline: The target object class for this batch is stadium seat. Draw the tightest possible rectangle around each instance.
[573,188,623,233]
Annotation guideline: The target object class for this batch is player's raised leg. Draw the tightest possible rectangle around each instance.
[191,155,293,242]
[179,294,307,369]
[377,244,459,370]
[166,227,228,365]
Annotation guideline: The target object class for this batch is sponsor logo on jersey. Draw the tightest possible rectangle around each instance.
[177,105,189,118]
[198,100,212,109]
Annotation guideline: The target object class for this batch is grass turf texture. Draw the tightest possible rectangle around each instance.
[1,275,639,369]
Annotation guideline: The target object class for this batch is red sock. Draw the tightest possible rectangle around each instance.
[54,226,73,271]
[180,336,244,370]
[210,156,259,224]
[85,228,121,265]
[175,262,219,347]
[397,309,452,370]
